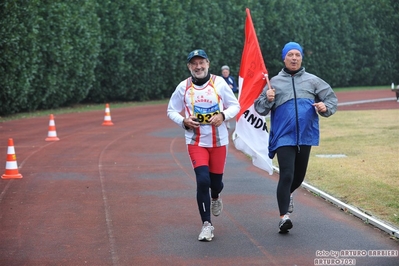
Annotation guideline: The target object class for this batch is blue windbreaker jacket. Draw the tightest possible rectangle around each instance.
[254,68,338,159]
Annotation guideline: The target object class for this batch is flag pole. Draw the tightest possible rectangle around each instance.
[263,73,271,89]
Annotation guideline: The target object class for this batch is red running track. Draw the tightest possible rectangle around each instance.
[0,90,398,265]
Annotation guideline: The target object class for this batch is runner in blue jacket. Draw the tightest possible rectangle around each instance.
[254,42,338,233]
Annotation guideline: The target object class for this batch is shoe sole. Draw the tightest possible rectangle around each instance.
[211,201,223,216]
[198,234,214,241]
[279,220,293,234]
[212,210,222,216]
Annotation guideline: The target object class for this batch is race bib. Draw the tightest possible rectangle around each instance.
[193,104,220,124]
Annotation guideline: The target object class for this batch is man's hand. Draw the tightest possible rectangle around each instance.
[313,102,327,113]
[183,116,200,129]
[209,113,224,127]
[266,86,275,102]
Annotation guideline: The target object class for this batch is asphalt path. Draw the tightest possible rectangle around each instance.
[0,90,398,265]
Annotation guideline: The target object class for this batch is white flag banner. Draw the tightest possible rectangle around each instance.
[232,8,274,175]
[233,92,273,175]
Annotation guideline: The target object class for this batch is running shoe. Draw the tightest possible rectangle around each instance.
[279,214,293,233]
[198,221,214,241]
[288,195,294,213]
[211,198,223,216]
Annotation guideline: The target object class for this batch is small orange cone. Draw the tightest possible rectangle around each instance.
[102,103,114,126]
[2,138,23,179]
[45,114,60,141]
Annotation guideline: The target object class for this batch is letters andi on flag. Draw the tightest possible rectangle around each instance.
[232,8,273,175]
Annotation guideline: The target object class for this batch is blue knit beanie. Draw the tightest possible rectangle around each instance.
[282,42,304,60]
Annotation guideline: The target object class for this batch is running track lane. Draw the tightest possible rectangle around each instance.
[0,90,398,265]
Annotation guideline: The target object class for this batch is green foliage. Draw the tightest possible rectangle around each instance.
[0,0,100,115]
[30,1,100,110]
[0,1,40,115]
[1,0,398,115]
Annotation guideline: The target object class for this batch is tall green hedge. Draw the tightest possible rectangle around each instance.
[1,0,398,116]
[0,0,100,115]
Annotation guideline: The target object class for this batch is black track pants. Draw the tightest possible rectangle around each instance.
[276,146,311,216]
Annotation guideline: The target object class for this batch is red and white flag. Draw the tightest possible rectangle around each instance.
[233,8,273,175]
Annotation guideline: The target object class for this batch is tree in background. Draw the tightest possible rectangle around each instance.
[0,1,40,114]
[1,0,398,116]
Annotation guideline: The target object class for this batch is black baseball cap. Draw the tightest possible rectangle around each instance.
[187,49,208,63]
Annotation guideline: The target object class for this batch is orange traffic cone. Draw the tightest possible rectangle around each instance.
[45,114,60,141]
[2,138,23,179]
[102,103,114,126]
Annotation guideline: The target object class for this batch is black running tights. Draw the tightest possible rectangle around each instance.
[195,165,224,224]
[276,146,311,216]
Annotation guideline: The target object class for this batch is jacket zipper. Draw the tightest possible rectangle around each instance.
[291,76,300,153]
